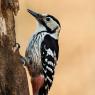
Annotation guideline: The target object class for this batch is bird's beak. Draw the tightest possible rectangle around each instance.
[27,9,44,22]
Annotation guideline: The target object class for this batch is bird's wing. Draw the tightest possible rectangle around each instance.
[38,35,59,95]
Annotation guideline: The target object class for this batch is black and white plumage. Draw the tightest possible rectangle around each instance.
[25,9,61,95]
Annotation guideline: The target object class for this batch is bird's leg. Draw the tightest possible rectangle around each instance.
[20,57,27,65]
[12,43,27,65]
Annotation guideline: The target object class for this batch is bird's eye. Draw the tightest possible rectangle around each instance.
[46,17,50,21]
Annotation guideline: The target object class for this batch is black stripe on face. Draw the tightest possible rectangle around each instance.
[40,20,52,32]
[46,15,61,27]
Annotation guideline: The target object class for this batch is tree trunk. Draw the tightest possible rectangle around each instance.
[0,0,30,95]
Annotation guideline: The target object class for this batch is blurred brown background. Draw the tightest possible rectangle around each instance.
[16,0,95,95]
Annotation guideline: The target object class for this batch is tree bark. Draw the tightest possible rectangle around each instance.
[0,0,30,95]
[1,0,19,47]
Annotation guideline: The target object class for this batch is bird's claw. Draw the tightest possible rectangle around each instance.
[12,43,20,53]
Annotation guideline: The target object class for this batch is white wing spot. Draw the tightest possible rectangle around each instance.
[43,68,47,73]
[46,66,53,73]
[45,85,48,90]
[46,48,54,57]
[47,76,52,83]
[48,61,54,67]
[45,58,48,62]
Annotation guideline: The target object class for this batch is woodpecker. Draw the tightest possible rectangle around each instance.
[25,9,61,95]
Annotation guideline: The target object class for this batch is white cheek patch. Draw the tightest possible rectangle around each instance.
[0,17,7,36]
[46,18,59,31]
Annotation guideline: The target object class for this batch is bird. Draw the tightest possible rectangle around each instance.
[25,9,61,95]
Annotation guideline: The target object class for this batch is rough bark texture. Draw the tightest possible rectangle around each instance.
[1,0,19,47]
[0,0,30,95]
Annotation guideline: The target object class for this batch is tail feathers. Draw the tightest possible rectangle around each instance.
[38,69,54,95]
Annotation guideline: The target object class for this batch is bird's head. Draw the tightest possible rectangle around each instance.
[27,9,61,34]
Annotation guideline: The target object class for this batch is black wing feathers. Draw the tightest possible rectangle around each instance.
[38,35,59,95]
